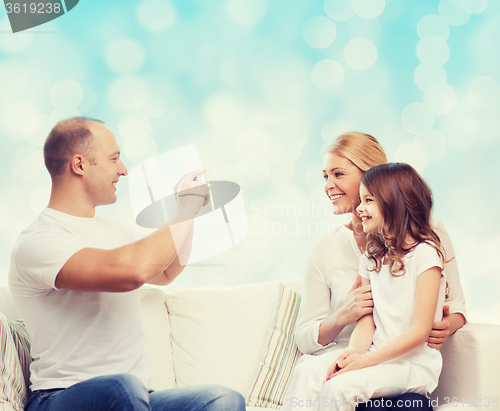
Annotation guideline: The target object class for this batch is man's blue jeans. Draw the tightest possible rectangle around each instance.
[24,374,246,411]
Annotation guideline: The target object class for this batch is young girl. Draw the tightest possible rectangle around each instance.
[287,162,446,411]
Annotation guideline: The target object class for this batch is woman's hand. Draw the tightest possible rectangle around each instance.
[326,350,368,380]
[427,306,465,349]
[337,275,374,327]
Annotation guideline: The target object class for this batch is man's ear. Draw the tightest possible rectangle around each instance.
[70,154,85,176]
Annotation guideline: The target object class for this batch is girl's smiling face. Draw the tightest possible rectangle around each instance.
[356,183,383,233]
[323,152,364,216]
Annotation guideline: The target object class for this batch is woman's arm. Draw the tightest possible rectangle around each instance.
[332,267,442,376]
[318,275,373,347]
[429,220,467,348]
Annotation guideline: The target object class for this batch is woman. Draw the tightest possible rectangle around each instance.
[286,132,466,411]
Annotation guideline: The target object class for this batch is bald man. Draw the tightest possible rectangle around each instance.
[9,118,245,411]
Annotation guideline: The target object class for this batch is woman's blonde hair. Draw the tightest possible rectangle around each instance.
[328,132,387,172]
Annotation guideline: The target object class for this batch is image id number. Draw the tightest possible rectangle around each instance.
[5,3,62,14]
[444,397,498,407]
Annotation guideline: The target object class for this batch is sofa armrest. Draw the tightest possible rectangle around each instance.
[431,322,500,410]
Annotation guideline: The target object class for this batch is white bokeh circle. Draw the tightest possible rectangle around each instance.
[123,134,158,164]
[237,156,269,187]
[23,114,51,147]
[303,16,337,49]
[50,80,84,108]
[395,142,429,173]
[468,76,500,109]
[203,93,245,131]
[401,102,435,134]
[348,18,381,41]
[137,0,176,32]
[226,0,266,27]
[352,0,385,19]
[134,88,168,118]
[105,38,145,75]
[79,84,98,113]
[414,64,448,91]
[416,35,450,67]
[108,76,150,112]
[344,38,378,70]
[415,130,447,162]
[424,83,457,115]
[10,146,44,179]
[1,102,39,139]
[450,0,488,14]
[417,14,450,40]
[118,113,152,141]
[324,0,355,22]
[439,0,471,26]
[236,130,270,158]
[311,59,345,92]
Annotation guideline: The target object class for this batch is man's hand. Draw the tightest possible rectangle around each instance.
[427,305,451,349]
[174,170,210,212]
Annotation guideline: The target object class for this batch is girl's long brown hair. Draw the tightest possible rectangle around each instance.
[361,163,445,275]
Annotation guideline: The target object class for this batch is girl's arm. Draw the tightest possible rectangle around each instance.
[327,277,374,379]
[332,266,442,376]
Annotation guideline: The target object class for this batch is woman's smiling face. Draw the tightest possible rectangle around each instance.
[323,152,364,216]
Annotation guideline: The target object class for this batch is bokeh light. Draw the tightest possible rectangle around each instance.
[417,14,450,40]
[416,35,450,67]
[424,83,457,115]
[10,146,44,179]
[395,141,429,173]
[105,38,146,75]
[303,16,337,49]
[352,0,385,20]
[311,59,345,92]
[468,76,500,110]
[414,64,448,91]
[324,0,355,22]
[344,38,378,70]
[50,80,84,108]
[439,0,471,26]
[401,102,434,134]
[137,0,177,32]
[226,0,266,27]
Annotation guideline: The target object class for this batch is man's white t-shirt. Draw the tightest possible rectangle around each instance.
[9,208,151,391]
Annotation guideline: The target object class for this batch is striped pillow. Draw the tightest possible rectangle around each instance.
[246,283,302,408]
[9,320,32,398]
[1,313,28,411]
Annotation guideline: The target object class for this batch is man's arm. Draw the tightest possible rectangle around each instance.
[147,218,195,286]
[55,171,208,292]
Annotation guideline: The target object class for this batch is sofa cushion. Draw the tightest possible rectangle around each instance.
[140,286,176,390]
[1,313,28,411]
[246,283,302,408]
[165,282,281,395]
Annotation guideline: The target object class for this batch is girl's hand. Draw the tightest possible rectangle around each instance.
[326,351,369,380]
[337,275,374,326]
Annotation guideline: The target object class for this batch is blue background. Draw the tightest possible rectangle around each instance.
[0,0,498,324]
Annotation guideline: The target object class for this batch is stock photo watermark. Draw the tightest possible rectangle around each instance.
[288,396,499,409]
[249,200,339,239]
[3,0,79,32]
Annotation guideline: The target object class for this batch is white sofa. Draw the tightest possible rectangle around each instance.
[1,281,499,410]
